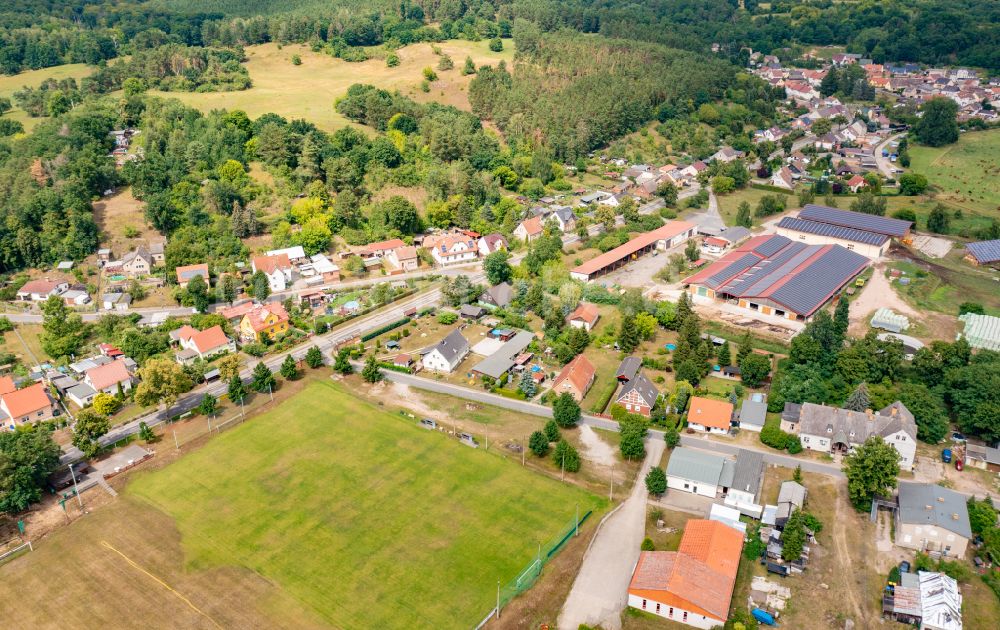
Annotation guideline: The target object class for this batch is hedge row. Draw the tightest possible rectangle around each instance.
[377,362,414,374]
[589,380,619,414]
[750,183,795,195]
[361,316,412,342]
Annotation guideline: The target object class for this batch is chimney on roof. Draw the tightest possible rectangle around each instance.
[891,406,899,417]
[866,409,874,421]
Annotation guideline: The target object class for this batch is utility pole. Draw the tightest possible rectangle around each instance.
[173,430,179,449]
[609,466,614,502]
[68,464,83,509]
[268,382,273,402]
[483,421,488,451]
[522,436,525,466]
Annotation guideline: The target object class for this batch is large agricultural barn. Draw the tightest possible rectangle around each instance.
[570,221,697,281]
[683,234,870,321]
[775,204,913,258]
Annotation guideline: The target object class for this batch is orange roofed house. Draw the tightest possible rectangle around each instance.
[239,303,290,343]
[687,396,734,435]
[1,382,58,430]
[628,519,743,628]
[551,354,596,401]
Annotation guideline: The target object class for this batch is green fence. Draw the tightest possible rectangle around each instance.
[497,509,593,610]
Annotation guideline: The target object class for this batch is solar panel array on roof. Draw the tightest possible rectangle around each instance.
[799,204,911,238]
[966,239,1000,264]
[777,216,889,246]
[751,234,792,257]
[770,246,869,316]
[728,243,817,297]
[705,253,761,289]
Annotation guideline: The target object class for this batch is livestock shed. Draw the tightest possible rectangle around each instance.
[684,235,870,321]
[775,215,890,258]
[797,204,912,240]
[964,239,1000,266]
[570,221,697,281]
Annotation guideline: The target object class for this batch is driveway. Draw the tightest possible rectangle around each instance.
[684,191,725,233]
[558,439,665,630]
[873,132,907,180]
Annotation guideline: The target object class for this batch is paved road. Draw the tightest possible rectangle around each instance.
[3,306,195,324]
[684,190,725,233]
[558,440,665,630]
[58,287,447,464]
[873,132,907,179]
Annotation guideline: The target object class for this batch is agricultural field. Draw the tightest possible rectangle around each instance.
[147,40,513,132]
[0,63,92,132]
[908,128,1000,219]
[0,380,603,629]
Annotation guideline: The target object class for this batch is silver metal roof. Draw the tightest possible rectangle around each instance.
[897,482,972,539]
[665,447,725,487]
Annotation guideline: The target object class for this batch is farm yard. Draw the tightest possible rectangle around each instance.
[147,40,513,133]
[0,379,604,629]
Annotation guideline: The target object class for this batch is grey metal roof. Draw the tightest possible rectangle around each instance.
[481,282,513,308]
[778,216,889,246]
[432,329,469,362]
[470,331,533,379]
[781,402,802,423]
[719,459,736,489]
[897,482,972,539]
[65,383,96,399]
[731,449,763,496]
[459,304,485,317]
[717,226,750,244]
[666,447,725,487]
[616,356,641,381]
[799,402,917,444]
[617,373,658,407]
[799,204,912,238]
[739,399,768,428]
[778,481,806,508]
[966,239,1000,264]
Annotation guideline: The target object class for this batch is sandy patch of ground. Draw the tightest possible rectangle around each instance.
[848,264,918,336]
[576,424,616,468]
[92,187,160,255]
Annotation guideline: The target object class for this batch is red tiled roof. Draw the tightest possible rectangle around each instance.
[174,325,198,342]
[2,382,52,419]
[688,396,734,430]
[519,216,544,236]
[175,263,209,284]
[572,221,695,277]
[220,301,255,321]
[566,302,600,326]
[190,325,230,354]
[18,280,63,295]
[0,376,17,396]
[252,253,290,275]
[244,303,290,332]
[552,354,596,396]
[86,360,131,391]
[363,238,406,254]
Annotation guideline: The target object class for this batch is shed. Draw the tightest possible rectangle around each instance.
[958,312,1000,351]
[738,397,768,432]
[459,304,486,320]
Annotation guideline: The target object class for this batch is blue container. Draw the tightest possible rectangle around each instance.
[665,343,676,351]
[942,448,952,463]
[752,608,776,626]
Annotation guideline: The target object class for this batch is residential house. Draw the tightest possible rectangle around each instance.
[514,216,545,242]
[149,241,165,264]
[737,395,768,432]
[308,254,341,282]
[101,293,132,311]
[386,246,419,272]
[16,279,69,302]
[480,282,513,309]
[896,483,971,558]
[627,520,743,629]
[846,174,867,193]
[701,236,730,255]
[477,233,508,256]
[551,354,596,401]
[680,161,708,179]
[425,233,479,266]
[174,325,235,365]
[793,401,917,470]
[459,304,485,320]
[709,147,743,163]
[666,447,729,499]
[265,246,307,263]
[358,238,406,258]
[219,301,255,326]
[393,354,413,369]
[0,383,58,430]
[421,329,470,373]
[549,206,576,233]
[578,191,614,207]
[566,302,600,332]
[724,449,764,517]
[65,383,97,408]
[175,263,210,288]
[121,245,154,277]
[84,360,133,395]
[687,396,734,434]
[60,286,91,306]
[771,166,795,190]
[964,442,1000,472]
[616,373,658,416]
[252,254,293,292]
[239,302,290,343]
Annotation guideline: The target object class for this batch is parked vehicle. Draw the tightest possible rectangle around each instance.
[457,432,478,448]
[942,448,952,463]
[752,609,777,626]
[899,560,911,574]
[882,149,889,157]
[419,418,437,430]
[951,431,966,442]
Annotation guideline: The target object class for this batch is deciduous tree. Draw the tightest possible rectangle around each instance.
[645,466,667,495]
[553,392,581,427]
[134,358,194,407]
[845,436,901,510]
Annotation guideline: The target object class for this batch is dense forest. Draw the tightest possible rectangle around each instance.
[1,0,998,75]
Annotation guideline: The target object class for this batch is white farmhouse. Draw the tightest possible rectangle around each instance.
[793,401,917,470]
[421,329,470,373]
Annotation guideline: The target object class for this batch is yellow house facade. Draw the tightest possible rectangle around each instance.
[238,303,290,343]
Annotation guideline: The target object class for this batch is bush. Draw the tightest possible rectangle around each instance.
[544,419,560,442]
[437,311,458,325]
[645,466,667,495]
[641,537,655,551]
[529,430,549,457]
[361,317,411,341]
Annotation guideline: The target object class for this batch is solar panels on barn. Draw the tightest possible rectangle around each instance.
[776,216,889,246]
[769,246,869,316]
[798,204,911,238]
[966,239,1000,265]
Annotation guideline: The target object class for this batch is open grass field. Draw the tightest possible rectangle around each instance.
[5,379,602,629]
[909,129,1000,218]
[714,186,794,227]
[0,63,92,132]
[888,250,1000,317]
[148,40,513,132]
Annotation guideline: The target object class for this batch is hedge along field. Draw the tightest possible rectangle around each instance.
[146,40,513,132]
[128,379,604,629]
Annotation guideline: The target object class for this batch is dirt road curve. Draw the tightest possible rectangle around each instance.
[557,440,665,630]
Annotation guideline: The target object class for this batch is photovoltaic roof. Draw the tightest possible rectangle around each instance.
[966,239,1000,264]
[752,234,792,256]
[799,204,912,237]
[769,246,869,316]
[725,242,812,297]
[777,216,889,247]
[704,253,761,289]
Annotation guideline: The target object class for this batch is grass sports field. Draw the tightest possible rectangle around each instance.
[148,40,513,132]
[0,380,602,628]
[909,128,1000,217]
